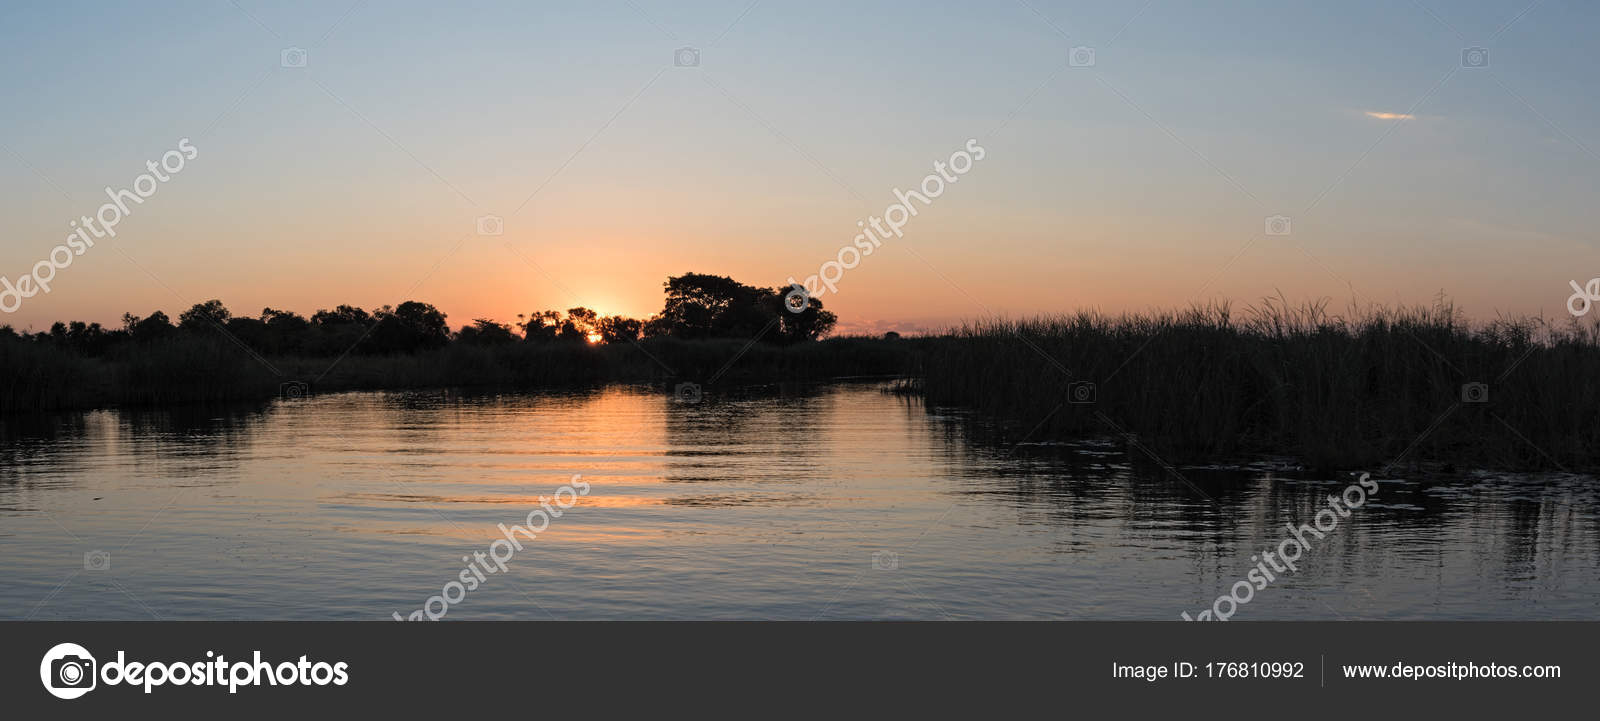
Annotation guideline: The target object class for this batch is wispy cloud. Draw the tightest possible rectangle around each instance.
[1364,111,1415,120]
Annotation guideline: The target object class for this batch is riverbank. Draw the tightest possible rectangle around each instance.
[6,301,1598,471]
[0,334,924,412]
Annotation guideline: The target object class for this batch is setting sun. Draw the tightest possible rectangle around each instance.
[2,2,1597,697]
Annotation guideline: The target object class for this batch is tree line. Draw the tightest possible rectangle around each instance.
[0,273,837,358]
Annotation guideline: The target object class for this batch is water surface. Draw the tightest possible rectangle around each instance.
[2,383,1596,620]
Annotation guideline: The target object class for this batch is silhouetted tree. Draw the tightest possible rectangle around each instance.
[646,273,835,342]
[650,273,772,339]
[559,307,599,342]
[367,301,450,354]
[122,311,175,342]
[765,288,837,344]
[307,304,371,355]
[599,316,643,344]
[223,315,268,350]
[60,321,114,356]
[398,300,450,347]
[178,299,232,332]
[457,319,517,346]
[518,311,562,342]
[2,270,842,372]
[258,308,310,355]
[311,304,371,327]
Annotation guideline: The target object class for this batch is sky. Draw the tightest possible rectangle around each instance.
[2,0,1597,335]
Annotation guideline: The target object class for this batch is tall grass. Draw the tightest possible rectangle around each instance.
[923,298,1600,471]
[0,336,281,414]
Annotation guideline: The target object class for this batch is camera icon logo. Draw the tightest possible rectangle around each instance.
[1068,381,1097,404]
[783,285,812,314]
[1265,214,1292,236]
[674,46,700,67]
[476,215,504,236]
[281,46,308,68]
[83,550,110,572]
[1069,46,1096,67]
[674,382,702,404]
[871,550,900,571]
[280,381,309,400]
[40,643,97,699]
[1461,382,1489,404]
[1461,47,1489,68]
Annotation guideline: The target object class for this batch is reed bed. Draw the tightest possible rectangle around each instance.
[922,299,1600,471]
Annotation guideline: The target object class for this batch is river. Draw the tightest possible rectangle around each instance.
[2,383,1596,620]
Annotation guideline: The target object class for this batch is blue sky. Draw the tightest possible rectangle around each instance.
[1,0,1596,332]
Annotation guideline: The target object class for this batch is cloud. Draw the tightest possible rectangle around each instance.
[1364,111,1415,120]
